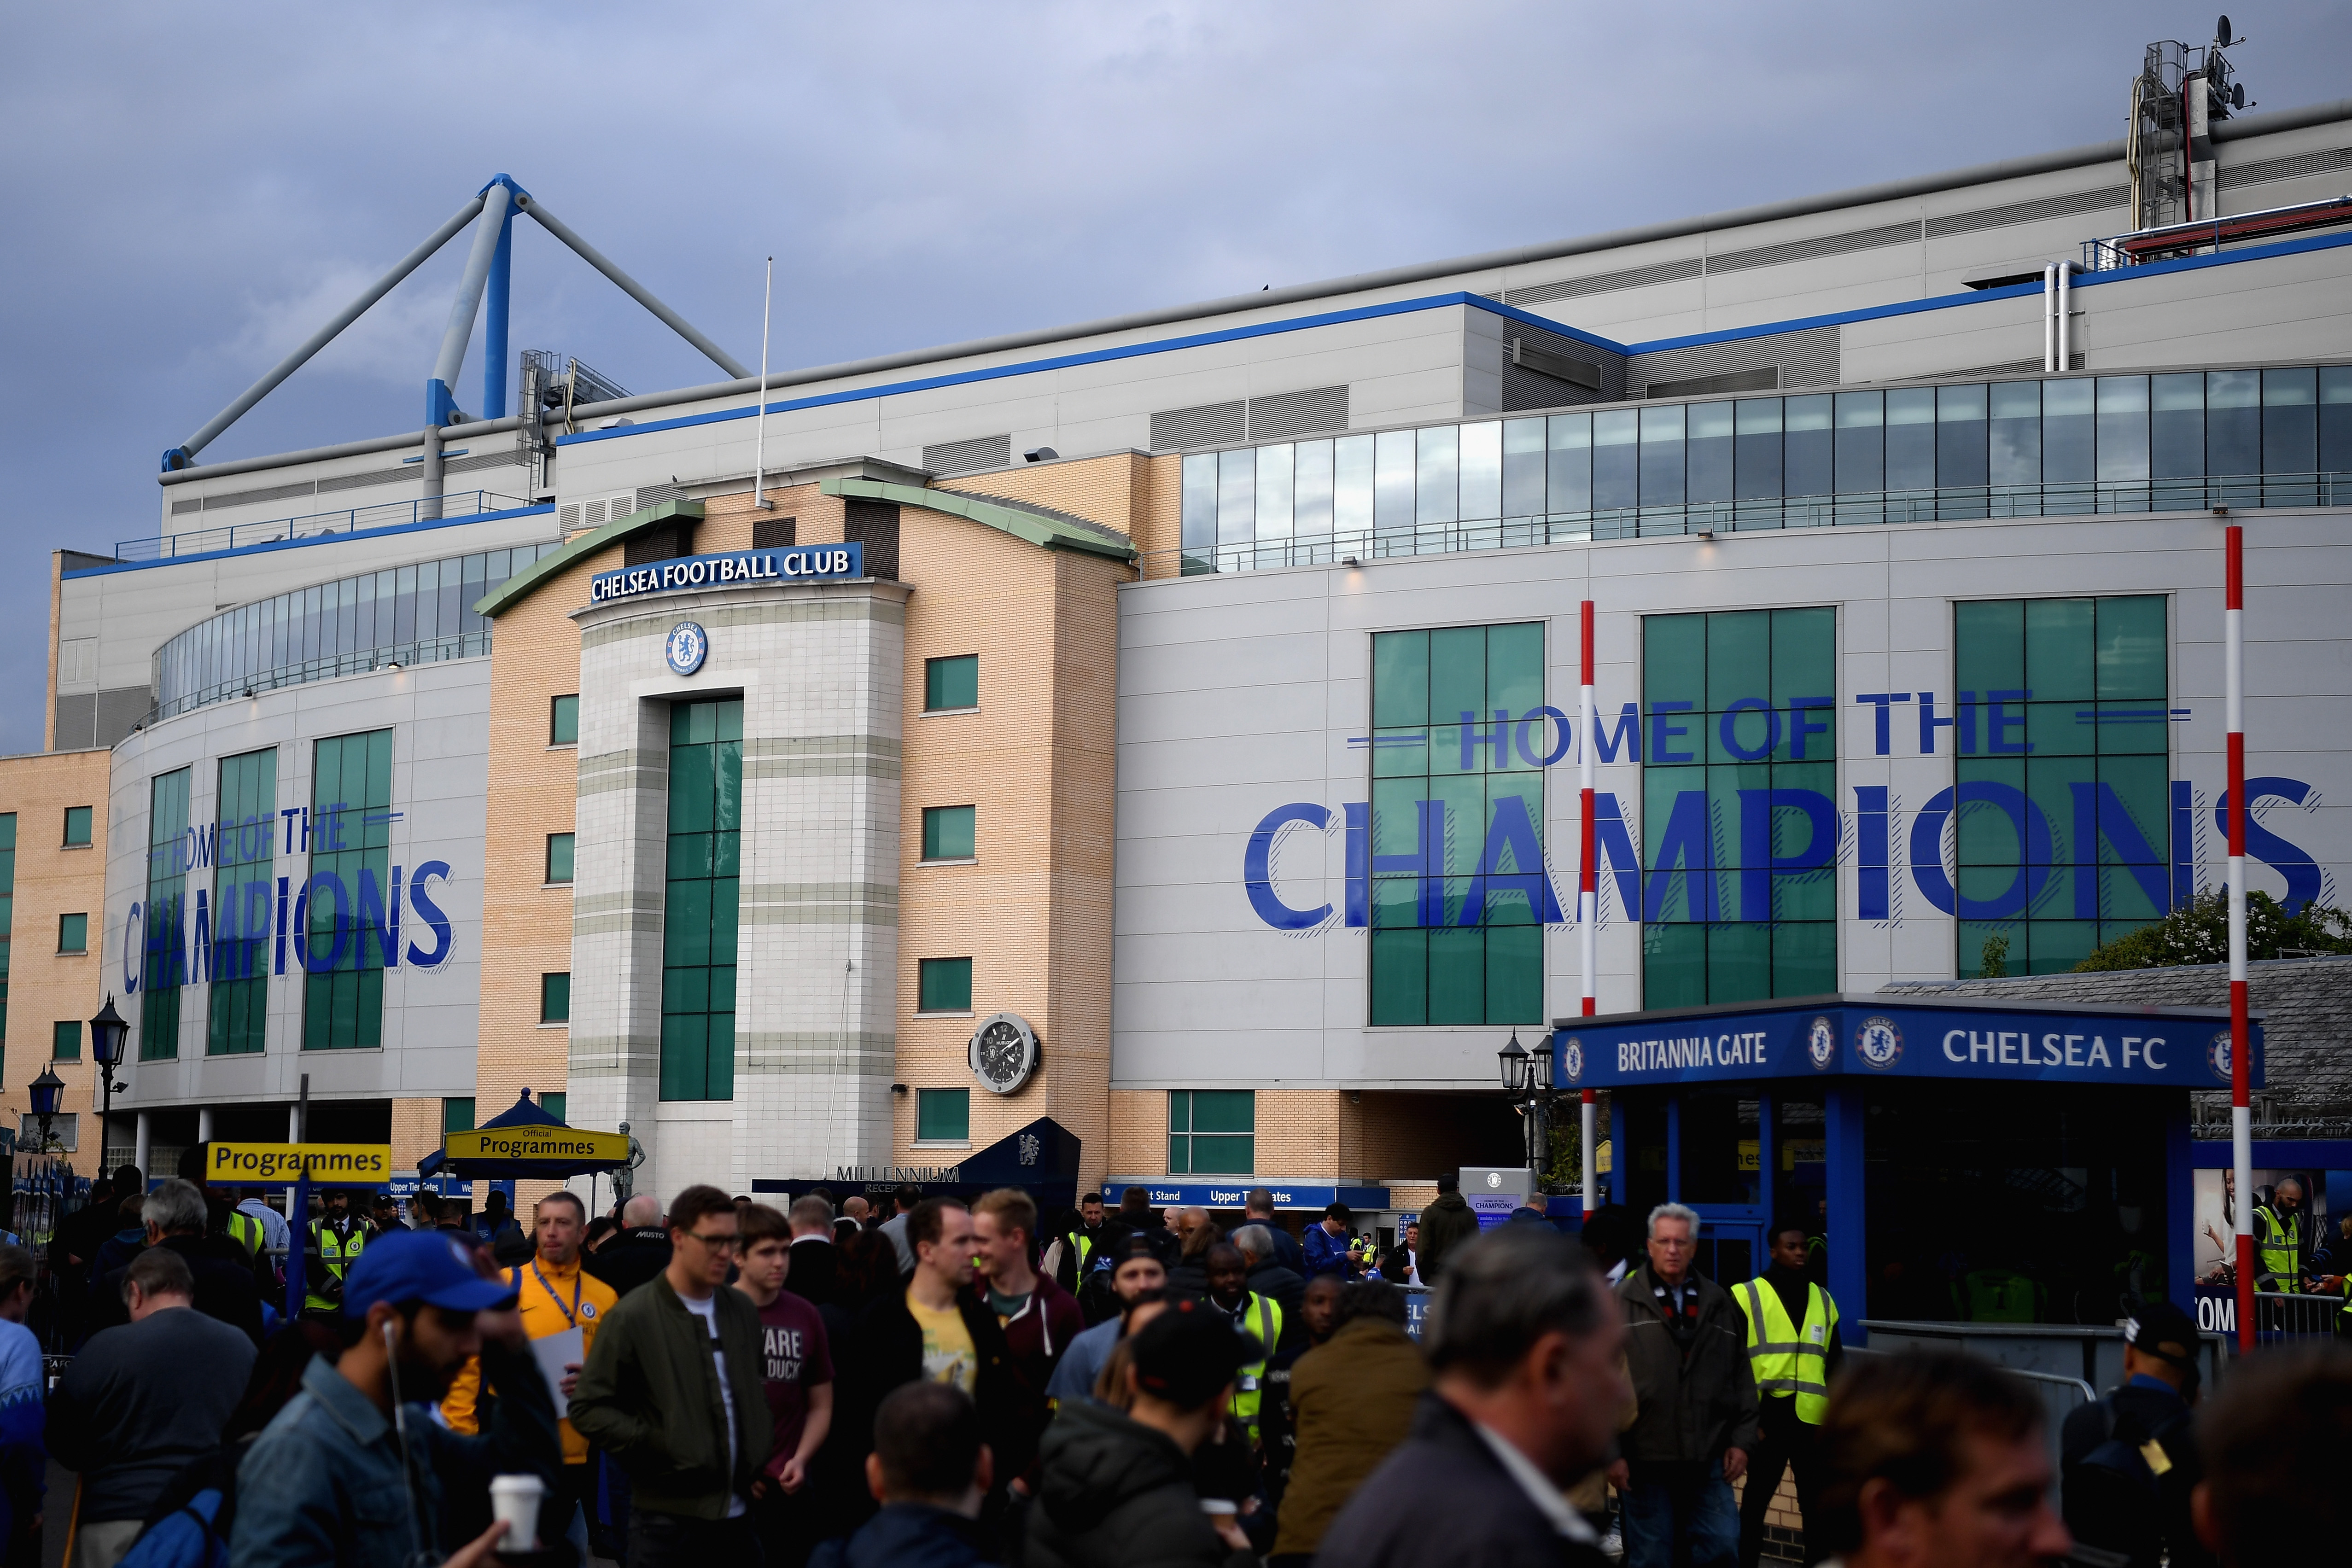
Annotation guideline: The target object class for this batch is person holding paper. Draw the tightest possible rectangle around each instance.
[441,1188,617,1555]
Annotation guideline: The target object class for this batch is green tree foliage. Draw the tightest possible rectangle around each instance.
[2074,890,2352,972]
[1979,935,2011,978]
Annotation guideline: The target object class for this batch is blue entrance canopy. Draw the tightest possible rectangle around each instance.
[1550,994,2263,1091]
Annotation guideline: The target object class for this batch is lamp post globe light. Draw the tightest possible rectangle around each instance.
[26,1069,63,1154]
[89,996,128,1164]
[1497,1031,1529,1095]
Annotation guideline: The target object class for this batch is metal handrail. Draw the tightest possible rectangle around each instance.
[1144,471,2352,580]
[119,490,533,564]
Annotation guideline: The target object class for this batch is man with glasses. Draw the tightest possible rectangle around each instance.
[573,1185,773,1565]
[1608,1202,1757,1568]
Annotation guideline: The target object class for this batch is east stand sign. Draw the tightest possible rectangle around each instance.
[1551,994,2263,1090]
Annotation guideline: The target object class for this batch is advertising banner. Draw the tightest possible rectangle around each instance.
[208,1142,393,1186]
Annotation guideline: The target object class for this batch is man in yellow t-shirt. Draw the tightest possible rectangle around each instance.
[443,1189,618,1552]
[905,1202,980,1393]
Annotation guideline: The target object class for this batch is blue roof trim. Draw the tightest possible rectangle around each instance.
[544,224,2352,455]
[62,503,558,580]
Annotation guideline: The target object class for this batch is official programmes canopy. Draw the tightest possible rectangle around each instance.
[421,1093,633,1179]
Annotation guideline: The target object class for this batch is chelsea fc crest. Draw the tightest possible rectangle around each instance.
[2206,1029,2235,1083]
[1855,1015,1903,1071]
[1806,1016,1837,1071]
[665,621,709,676]
[1560,1037,1585,1084]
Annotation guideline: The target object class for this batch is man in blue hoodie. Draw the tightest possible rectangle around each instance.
[812,1382,990,1568]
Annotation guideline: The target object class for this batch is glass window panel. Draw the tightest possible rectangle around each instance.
[1954,599,2024,694]
[1180,452,1217,553]
[546,833,574,884]
[1592,411,1638,511]
[1334,435,1374,534]
[1784,396,1832,497]
[1549,413,1593,513]
[2095,596,2166,700]
[1216,449,1255,546]
[2024,702,2093,758]
[1459,421,1502,521]
[1254,443,1294,541]
[2264,367,2318,477]
[1770,606,1837,717]
[918,1089,970,1142]
[1990,381,2041,487]
[2320,367,2352,475]
[2025,599,2095,702]
[1643,616,1707,713]
[1416,426,1459,525]
[1503,419,1547,516]
[1638,405,1686,507]
[1642,923,1705,1010]
[1374,430,1416,531]
[924,656,979,711]
[2206,370,2260,476]
[918,957,973,1012]
[1936,384,1990,488]
[541,972,570,1023]
[1707,923,1771,1004]
[1687,401,1733,506]
[1294,438,1334,536]
[1885,389,1936,490]
[2150,373,2206,479]
[1706,612,1769,713]
[922,804,976,860]
[1488,622,1543,717]
[1834,392,1883,493]
[1733,399,1782,500]
[1372,630,1429,727]
[1429,626,1486,727]
[1487,925,1542,1022]
[2043,379,2095,484]
[1369,929,1427,1023]
[1427,927,1485,1023]
[1773,922,1838,996]
[2096,376,2150,481]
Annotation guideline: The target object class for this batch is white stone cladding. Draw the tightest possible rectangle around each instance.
[569,577,909,1199]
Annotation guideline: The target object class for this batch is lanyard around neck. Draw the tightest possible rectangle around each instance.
[529,1259,582,1328]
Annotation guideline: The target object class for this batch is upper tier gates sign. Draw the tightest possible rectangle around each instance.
[589,544,863,605]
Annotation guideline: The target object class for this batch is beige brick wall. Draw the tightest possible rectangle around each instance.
[0,749,113,1171]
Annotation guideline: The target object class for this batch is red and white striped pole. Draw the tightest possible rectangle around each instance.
[1580,600,1599,1217]
[2226,525,2253,1352]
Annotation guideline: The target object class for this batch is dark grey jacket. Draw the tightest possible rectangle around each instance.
[1018,1399,1255,1568]
[1617,1266,1759,1464]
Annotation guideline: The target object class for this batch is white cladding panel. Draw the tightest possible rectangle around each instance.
[1111,510,2352,1091]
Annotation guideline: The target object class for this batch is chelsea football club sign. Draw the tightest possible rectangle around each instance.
[590,543,864,606]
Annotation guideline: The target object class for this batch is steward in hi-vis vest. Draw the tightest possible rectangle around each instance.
[1204,1243,1284,1441]
[304,1191,371,1313]
[1733,1223,1844,1568]
[2253,1177,2308,1293]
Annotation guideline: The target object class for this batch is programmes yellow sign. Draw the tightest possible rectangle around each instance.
[209,1142,394,1184]
[444,1127,631,1164]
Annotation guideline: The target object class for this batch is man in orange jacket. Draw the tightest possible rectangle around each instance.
[444,1189,618,1553]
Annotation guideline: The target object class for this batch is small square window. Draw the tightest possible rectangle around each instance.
[546,833,575,884]
[549,694,580,746]
[917,957,973,1013]
[57,913,88,954]
[539,1091,568,1125]
[924,655,979,711]
[52,1020,82,1061]
[62,806,93,846]
[921,805,975,861]
[1168,1089,1255,1175]
[443,1097,476,1135]
[541,973,571,1023]
[752,516,797,550]
[917,1088,970,1142]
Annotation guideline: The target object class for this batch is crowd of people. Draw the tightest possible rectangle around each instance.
[6,1165,2348,1568]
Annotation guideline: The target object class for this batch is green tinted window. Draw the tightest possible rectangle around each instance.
[546,833,574,884]
[1955,596,2171,974]
[1169,1090,1255,1175]
[141,770,191,1059]
[917,1089,970,1142]
[549,694,579,746]
[539,1092,567,1125]
[541,972,571,1023]
[52,1020,80,1061]
[662,698,741,1101]
[210,747,276,1056]
[63,806,92,847]
[57,914,86,953]
[925,656,979,711]
[443,1097,476,1134]
[1640,609,1838,1008]
[918,958,973,1013]
[304,732,392,1051]
[922,806,975,861]
[1366,623,1547,1025]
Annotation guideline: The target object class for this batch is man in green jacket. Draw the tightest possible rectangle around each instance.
[572,1184,773,1565]
[1416,1173,1479,1287]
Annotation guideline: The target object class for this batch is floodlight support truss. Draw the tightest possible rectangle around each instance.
[163,173,747,473]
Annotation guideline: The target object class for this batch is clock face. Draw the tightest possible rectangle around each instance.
[969,1013,1039,1093]
[665,621,708,676]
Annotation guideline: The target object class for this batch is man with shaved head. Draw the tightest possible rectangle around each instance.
[584,1192,675,1298]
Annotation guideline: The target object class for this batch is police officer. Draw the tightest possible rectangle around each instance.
[2058,1300,2214,1568]
[1735,1219,1841,1568]
[303,1186,371,1313]
[1202,1242,1283,1444]
[2253,1177,2308,1293]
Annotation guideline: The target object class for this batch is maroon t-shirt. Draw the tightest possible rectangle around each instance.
[757,1290,834,1477]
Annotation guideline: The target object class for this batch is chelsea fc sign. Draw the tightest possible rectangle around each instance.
[591,543,864,606]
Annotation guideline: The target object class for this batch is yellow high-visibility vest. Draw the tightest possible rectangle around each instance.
[2254,1206,2302,1293]
[305,1220,368,1311]
[1228,1293,1284,1440]
[1739,1276,1838,1425]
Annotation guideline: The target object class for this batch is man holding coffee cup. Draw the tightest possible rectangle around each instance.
[231,1229,563,1568]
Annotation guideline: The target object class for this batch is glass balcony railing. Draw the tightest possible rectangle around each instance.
[121,490,534,563]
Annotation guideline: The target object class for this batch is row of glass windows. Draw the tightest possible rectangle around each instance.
[918,1088,1256,1170]
[1183,367,2352,570]
[153,541,564,721]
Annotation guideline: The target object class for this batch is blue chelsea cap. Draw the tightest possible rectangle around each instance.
[342,1230,519,1317]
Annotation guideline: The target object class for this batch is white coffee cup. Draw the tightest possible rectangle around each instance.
[489,1473,545,1554]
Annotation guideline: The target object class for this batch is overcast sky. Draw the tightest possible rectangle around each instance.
[2,1,2346,754]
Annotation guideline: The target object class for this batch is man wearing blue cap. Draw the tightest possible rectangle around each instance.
[230,1229,562,1568]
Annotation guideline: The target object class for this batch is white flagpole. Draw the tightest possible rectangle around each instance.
[753,256,773,510]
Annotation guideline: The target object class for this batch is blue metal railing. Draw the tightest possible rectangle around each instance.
[121,490,534,563]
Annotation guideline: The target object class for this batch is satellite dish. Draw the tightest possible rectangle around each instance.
[2232,82,2246,109]
[2215,14,2231,46]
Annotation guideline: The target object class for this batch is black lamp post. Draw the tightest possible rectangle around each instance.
[26,1069,63,1154]
[1496,1029,1557,1178]
[89,996,128,1166]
